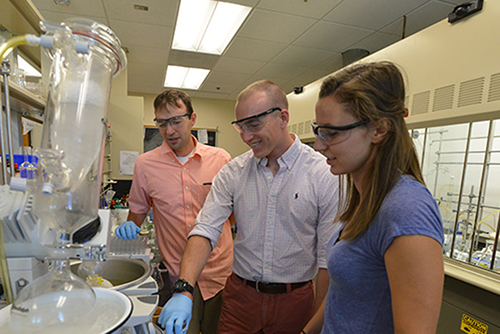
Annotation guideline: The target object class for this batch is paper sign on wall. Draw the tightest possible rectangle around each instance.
[120,151,138,175]
[197,129,208,144]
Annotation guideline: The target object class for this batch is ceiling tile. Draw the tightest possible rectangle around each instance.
[32,0,106,17]
[222,0,259,7]
[256,0,342,19]
[294,21,373,53]
[313,53,344,74]
[255,62,309,80]
[287,67,333,89]
[109,19,172,48]
[224,37,287,62]
[272,45,334,68]
[404,1,456,36]
[348,31,401,54]
[322,0,428,30]
[125,45,169,65]
[237,9,317,44]
[202,71,251,93]
[381,1,455,37]
[205,71,251,86]
[35,10,109,26]
[127,62,165,86]
[214,57,266,75]
[103,0,178,26]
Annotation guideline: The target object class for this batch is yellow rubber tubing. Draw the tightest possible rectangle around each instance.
[0,35,28,62]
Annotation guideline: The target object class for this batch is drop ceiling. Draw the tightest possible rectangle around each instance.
[30,0,464,100]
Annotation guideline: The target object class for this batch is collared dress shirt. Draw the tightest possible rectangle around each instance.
[129,136,233,300]
[190,134,339,283]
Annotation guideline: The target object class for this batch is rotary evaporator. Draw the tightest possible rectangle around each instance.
[0,18,160,333]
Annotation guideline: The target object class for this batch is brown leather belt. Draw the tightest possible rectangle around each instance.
[235,274,310,294]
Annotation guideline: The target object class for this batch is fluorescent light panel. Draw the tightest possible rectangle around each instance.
[164,65,210,90]
[172,0,251,55]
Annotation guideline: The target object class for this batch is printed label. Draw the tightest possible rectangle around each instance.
[460,314,488,334]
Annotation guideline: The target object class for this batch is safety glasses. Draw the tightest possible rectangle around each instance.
[311,119,370,145]
[231,108,281,133]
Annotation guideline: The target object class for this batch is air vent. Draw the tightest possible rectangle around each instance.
[292,124,297,133]
[304,120,312,134]
[298,122,304,135]
[433,85,455,112]
[458,77,484,107]
[411,91,431,115]
[488,73,500,102]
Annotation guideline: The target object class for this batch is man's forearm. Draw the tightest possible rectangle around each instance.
[178,235,213,298]
[127,211,148,227]
[314,268,329,312]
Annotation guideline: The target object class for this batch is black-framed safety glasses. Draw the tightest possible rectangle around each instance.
[154,113,190,129]
[231,107,282,133]
[312,119,370,145]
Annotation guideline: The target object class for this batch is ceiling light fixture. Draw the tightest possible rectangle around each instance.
[172,0,251,55]
[164,65,210,90]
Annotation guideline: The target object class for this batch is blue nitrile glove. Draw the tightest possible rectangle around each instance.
[114,221,141,240]
[159,294,193,334]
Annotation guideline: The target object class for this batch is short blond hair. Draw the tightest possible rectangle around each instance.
[237,80,288,110]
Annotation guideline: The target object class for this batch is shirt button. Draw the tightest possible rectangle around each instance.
[188,224,192,228]
[185,186,188,190]
[265,265,269,269]
[184,167,186,171]
[187,205,190,209]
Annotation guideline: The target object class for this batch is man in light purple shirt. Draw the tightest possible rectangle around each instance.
[159,80,339,334]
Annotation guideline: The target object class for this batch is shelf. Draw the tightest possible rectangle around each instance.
[1,77,45,123]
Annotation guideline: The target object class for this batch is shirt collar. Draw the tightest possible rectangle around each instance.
[160,135,202,160]
[257,134,301,170]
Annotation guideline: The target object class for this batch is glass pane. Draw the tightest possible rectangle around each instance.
[421,123,469,258]
[453,121,488,265]
[478,119,500,272]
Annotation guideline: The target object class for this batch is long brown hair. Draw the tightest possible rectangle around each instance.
[319,61,424,240]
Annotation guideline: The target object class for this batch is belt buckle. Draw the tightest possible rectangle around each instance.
[255,281,260,292]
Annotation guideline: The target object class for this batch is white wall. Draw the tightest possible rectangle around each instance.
[109,69,144,181]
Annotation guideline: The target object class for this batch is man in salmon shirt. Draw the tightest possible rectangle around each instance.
[115,89,233,334]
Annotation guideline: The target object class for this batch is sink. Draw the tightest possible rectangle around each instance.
[71,257,150,290]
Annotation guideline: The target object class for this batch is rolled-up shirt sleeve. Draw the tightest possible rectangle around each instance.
[189,162,236,250]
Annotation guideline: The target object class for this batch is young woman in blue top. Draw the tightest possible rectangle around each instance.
[303,61,444,334]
